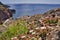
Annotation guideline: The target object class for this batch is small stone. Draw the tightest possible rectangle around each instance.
[35,27,40,30]
[40,27,46,29]
[29,30,34,33]
[51,38,55,40]
[11,37,18,40]
[32,32,36,35]
[56,25,59,27]
[38,37,42,40]
[21,36,26,38]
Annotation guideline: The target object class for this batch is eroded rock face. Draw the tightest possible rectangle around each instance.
[0,2,15,24]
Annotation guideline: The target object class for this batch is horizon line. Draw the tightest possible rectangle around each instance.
[3,2,60,5]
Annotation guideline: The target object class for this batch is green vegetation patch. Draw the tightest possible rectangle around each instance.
[0,19,28,40]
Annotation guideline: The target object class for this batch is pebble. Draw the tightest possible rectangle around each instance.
[29,30,34,33]
[35,27,40,30]
[21,36,26,38]
[32,32,36,35]
[40,27,46,29]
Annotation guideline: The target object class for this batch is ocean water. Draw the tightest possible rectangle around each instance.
[8,4,60,18]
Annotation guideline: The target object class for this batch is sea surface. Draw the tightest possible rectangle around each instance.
[7,4,60,19]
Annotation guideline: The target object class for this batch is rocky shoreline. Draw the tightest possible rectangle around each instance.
[0,2,60,40]
[1,8,60,40]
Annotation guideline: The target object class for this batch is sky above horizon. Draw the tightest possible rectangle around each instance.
[0,0,60,4]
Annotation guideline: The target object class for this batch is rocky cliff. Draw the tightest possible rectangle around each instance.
[0,2,15,24]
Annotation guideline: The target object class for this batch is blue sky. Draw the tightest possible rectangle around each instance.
[0,0,60,4]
